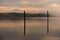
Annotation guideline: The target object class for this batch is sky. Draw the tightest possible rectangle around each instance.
[0,0,60,15]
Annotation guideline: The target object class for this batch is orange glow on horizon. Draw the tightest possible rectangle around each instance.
[0,6,47,12]
[0,4,60,12]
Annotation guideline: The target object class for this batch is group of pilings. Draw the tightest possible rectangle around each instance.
[23,11,49,36]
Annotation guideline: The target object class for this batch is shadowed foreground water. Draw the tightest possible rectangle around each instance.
[0,17,60,40]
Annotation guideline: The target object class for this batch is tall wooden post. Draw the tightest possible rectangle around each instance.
[47,11,49,34]
[24,10,26,36]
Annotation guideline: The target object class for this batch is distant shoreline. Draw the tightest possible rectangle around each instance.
[0,13,52,20]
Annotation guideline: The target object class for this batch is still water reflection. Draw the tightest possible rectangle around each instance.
[0,17,60,40]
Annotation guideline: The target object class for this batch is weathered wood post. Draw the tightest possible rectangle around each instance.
[47,11,49,34]
[24,10,26,36]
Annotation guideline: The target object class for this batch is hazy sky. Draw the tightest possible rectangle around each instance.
[0,0,60,14]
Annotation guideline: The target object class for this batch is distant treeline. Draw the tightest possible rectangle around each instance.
[0,13,52,17]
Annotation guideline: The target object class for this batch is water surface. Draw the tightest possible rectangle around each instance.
[0,17,60,40]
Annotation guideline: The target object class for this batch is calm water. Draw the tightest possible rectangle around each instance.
[0,17,60,40]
